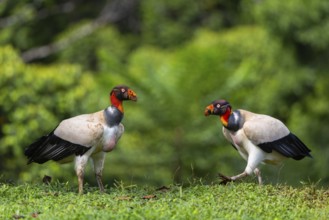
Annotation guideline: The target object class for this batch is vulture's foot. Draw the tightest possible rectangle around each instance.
[218,173,233,185]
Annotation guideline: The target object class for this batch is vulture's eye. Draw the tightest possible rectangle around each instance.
[121,88,126,93]
[216,104,221,108]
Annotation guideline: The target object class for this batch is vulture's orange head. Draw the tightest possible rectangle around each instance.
[204,99,231,116]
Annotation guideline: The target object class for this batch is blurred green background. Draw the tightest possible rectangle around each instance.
[0,0,328,187]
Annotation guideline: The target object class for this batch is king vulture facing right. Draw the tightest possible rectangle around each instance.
[25,85,137,194]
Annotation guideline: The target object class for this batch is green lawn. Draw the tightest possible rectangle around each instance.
[1,181,328,220]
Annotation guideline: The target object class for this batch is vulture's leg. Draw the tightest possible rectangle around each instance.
[221,169,262,184]
[219,154,262,184]
[220,169,263,185]
[254,168,262,185]
[75,155,89,194]
[91,152,106,193]
[230,171,248,181]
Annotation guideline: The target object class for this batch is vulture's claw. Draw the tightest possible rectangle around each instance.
[218,173,233,185]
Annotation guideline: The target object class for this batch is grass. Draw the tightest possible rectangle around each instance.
[1,180,329,220]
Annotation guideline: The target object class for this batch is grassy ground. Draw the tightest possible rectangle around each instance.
[1,181,328,220]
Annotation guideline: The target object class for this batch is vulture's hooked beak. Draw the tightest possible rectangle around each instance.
[128,89,138,101]
[204,104,214,116]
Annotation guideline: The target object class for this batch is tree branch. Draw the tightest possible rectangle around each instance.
[20,0,138,63]
[0,2,75,28]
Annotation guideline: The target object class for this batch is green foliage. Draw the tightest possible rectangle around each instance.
[250,0,329,67]
[288,73,329,183]
[58,25,132,73]
[140,0,242,47]
[1,0,329,188]
[0,45,98,181]
[252,0,329,49]
[0,182,328,219]
[0,0,106,50]
[141,0,199,47]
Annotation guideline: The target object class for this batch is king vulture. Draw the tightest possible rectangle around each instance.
[25,85,137,194]
[204,99,312,184]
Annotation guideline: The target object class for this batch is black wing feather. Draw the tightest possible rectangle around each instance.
[231,144,238,151]
[258,133,312,160]
[24,131,90,164]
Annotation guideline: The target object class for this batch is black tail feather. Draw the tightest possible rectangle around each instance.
[258,132,312,160]
[25,131,90,164]
[289,133,312,160]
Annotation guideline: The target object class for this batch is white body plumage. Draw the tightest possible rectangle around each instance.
[222,110,288,175]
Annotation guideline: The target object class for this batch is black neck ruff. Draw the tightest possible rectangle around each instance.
[104,106,124,126]
[225,110,242,132]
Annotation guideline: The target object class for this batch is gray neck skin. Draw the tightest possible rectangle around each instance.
[226,110,242,132]
[103,106,124,126]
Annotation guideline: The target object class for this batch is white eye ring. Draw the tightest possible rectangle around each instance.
[216,104,221,108]
[121,88,126,93]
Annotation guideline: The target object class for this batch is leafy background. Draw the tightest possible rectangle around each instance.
[0,0,328,187]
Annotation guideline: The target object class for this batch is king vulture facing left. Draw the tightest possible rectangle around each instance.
[204,99,312,185]
[25,85,137,194]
